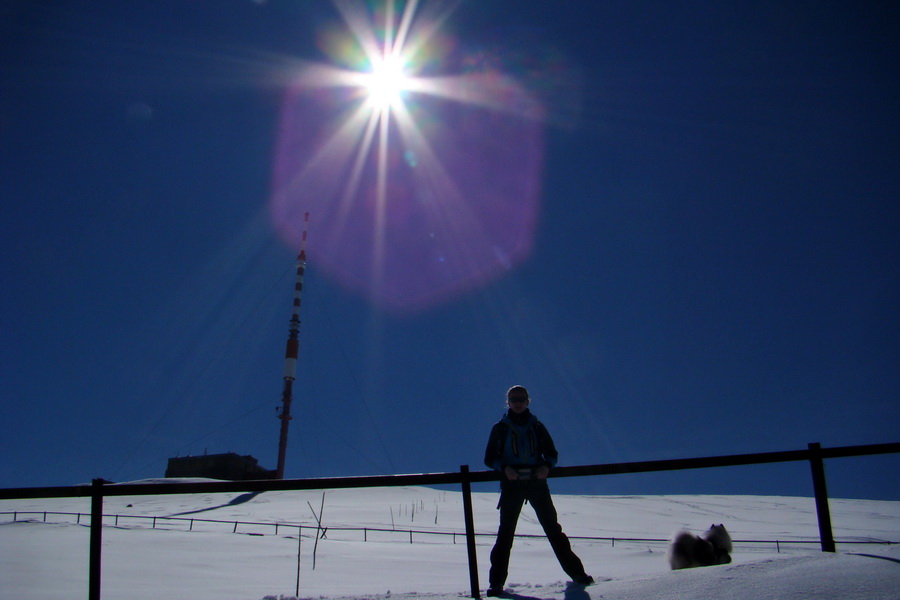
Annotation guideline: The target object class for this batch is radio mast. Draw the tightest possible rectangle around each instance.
[276,212,309,479]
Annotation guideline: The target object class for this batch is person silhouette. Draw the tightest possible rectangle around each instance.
[483,385,594,596]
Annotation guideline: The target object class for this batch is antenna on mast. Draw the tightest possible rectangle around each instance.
[276,212,309,479]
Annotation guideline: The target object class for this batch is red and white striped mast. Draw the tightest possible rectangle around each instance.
[276,212,309,479]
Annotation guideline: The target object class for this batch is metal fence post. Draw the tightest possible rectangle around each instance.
[89,478,104,600]
[295,525,302,598]
[460,465,481,599]
[808,443,836,552]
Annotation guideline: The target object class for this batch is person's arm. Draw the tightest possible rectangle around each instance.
[535,422,559,478]
[483,423,504,471]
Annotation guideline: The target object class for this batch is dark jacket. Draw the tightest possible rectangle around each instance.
[484,409,559,472]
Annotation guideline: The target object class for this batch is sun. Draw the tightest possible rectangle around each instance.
[363,53,410,110]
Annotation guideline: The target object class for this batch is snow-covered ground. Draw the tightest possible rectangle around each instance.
[2,482,899,599]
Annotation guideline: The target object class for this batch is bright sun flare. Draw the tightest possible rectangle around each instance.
[270,0,548,310]
[363,54,409,110]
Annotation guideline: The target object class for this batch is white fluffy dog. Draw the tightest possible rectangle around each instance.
[667,524,733,570]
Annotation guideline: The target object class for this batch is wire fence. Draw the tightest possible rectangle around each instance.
[4,509,897,554]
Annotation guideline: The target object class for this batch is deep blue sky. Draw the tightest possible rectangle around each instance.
[2,1,898,500]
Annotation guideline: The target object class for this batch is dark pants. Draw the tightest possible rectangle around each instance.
[488,479,587,588]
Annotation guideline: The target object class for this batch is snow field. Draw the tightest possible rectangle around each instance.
[2,483,899,599]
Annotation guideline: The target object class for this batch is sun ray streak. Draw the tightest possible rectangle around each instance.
[409,74,544,121]
[340,108,383,222]
[391,0,461,66]
[382,0,395,60]
[327,105,384,263]
[291,63,370,90]
[391,0,419,59]
[275,98,371,208]
[373,105,392,294]
[389,101,500,278]
[333,0,385,69]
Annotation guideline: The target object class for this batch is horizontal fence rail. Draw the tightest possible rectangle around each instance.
[4,441,899,501]
[1,441,897,600]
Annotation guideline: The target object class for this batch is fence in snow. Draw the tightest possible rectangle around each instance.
[2,440,899,600]
[3,508,897,551]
